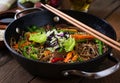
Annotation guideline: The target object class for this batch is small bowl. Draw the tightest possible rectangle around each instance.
[17,1,35,9]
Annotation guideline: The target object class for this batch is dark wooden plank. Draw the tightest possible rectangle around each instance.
[0,59,34,83]
[30,77,81,83]
[88,0,120,18]
[78,71,120,83]
[0,49,13,67]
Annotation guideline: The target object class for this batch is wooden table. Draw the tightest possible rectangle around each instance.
[0,0,120,83]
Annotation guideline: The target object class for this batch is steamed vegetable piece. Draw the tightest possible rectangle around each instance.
[11,25,108,63]
[29,33,47,44]
[28,26,47,44]
[63,37,75,52]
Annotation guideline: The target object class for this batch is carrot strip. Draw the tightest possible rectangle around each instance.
[71,34,94,40]
[72,54,78,61]
[64,51,73,63]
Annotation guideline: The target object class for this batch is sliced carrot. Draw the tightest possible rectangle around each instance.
[72,54,78,61]
[64,51,73,63]
[71,34,94,40]
[21,41,31,47]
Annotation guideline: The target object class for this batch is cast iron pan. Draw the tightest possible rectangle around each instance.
[4,9,120,79]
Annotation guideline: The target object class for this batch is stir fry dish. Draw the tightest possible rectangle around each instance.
[11,24,108,63]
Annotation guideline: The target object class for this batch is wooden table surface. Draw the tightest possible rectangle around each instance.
[0,0,120,83]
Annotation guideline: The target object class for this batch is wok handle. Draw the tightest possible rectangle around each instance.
[62,53,120,79]
[14,8,43,19]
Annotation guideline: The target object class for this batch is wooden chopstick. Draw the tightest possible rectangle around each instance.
[41,3,120,51]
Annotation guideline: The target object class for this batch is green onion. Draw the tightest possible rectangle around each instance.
[95,39,103,55]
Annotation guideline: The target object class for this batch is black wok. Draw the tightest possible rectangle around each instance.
[4,9,120,79]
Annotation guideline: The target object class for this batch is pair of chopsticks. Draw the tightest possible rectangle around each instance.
[41,3,120,51]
